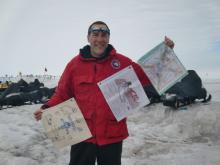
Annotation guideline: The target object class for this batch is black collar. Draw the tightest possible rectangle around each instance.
[80,44,114,60]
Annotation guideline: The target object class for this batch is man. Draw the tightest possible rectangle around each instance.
[34,21,174,165]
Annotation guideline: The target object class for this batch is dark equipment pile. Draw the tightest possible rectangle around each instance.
[0,79,55,110]
[144,70,212,109]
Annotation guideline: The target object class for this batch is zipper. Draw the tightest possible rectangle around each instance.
[93,62,98,143]
[94,63,97,74]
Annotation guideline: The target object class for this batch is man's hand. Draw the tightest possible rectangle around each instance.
[164,36,175,49]
[34,108,43,121]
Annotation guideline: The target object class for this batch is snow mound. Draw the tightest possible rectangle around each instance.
[123,101,220,164]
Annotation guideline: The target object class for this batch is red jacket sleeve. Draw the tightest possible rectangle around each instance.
[131,62,151,87]
[45,62,73,108]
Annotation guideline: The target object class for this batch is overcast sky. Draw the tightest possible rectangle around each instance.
[0,0,220,78]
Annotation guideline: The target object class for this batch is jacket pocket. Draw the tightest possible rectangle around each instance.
[74,76,94,94]
[105,119,128,138]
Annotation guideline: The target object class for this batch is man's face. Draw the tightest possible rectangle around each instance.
[87,24,110,57]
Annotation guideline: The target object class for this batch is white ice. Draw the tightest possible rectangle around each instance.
[0,78,220,165]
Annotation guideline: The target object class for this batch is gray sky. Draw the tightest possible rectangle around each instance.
[0,0,220,78]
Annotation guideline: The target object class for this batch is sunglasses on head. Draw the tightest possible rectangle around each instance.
[88,28,110,35]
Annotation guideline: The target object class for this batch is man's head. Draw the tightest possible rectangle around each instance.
[87,21,110,58]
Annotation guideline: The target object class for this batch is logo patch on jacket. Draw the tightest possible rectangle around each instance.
[111,59,120,69]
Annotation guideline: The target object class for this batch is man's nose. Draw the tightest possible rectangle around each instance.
[96,34,105,41]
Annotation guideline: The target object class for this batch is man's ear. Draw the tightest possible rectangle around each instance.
[87,35,90,42]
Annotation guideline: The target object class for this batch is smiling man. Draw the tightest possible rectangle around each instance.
[87,22,110,58]
[34,21,174,165]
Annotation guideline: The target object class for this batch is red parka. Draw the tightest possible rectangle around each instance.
[45,45,150,145]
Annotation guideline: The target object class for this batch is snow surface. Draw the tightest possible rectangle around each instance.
[0,78,220,165]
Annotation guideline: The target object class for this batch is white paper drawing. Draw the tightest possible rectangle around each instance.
[41,98,92,149]
[98,65,149,121]
[138,42,188,95]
